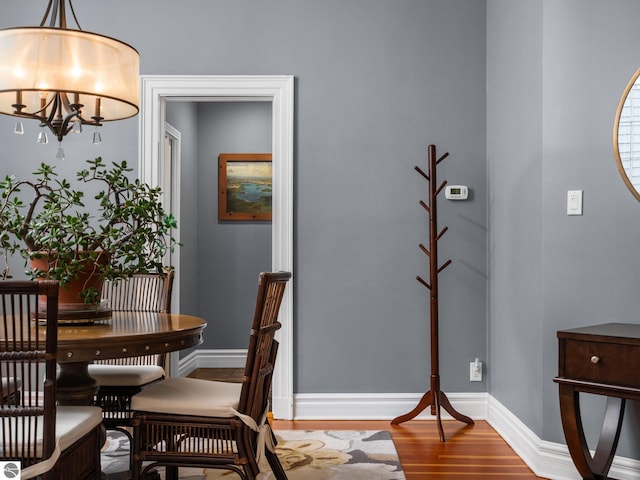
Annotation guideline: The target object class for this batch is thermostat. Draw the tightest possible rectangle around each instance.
[445,185,468,200]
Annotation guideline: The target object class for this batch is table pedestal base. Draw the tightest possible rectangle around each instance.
[57,362,99,406]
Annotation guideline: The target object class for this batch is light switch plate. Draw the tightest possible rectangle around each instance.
[567,190,583,216]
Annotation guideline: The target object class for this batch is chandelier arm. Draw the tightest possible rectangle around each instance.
[42,118,74,144]
[67,93,85,120]
[59,92,83,132]
[40,0,55,27]
[33,95,55,118]
[45,93,61,126]
[58,1,66,29]
[68,1,82,30]
[50,0,62,28]
[41,1,75,30]
[42,93,76,142]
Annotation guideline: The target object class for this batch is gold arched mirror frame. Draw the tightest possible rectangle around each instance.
[614,68,640,202]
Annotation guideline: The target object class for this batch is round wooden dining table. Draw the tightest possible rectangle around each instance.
[55,311,206,405]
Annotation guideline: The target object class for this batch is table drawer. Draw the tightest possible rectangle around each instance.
[562,339,640,389]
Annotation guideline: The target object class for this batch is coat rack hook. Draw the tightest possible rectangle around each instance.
[438,259,452,273]
[436,152,449,164]
[436,226,448,241]
[415,166,429,181]
[416,275,431,290]
[419,200,430,213]
[435,180,447,196]
[419,243,431,257]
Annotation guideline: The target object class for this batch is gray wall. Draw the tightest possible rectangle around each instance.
[196,102,272,349]
[0,0,486,401]
[0,0,489,395]
[13,0,640,460]
[487,0,640,457]
[0,0,488,394]
[487,0,544,436]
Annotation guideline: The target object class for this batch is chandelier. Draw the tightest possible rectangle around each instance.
[0,0,139,152]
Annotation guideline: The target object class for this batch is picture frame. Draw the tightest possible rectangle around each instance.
[218,153,273,221]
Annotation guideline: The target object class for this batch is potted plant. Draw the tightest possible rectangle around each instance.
[0,157,178,320]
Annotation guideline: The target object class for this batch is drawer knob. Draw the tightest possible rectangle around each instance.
[591,355,600,364]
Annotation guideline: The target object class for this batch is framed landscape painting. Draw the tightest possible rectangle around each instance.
[218,153,272,221]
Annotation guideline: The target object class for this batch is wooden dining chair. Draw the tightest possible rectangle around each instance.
[89,270,174,437]
[0,280,103,480]
[131,271,292,480]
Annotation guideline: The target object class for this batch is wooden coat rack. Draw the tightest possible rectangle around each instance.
[391,144,474,441]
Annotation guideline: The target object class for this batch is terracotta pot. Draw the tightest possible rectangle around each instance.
[30,251,112,322]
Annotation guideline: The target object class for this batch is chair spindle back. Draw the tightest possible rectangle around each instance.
[102,271,174,313]
[99,271,174,367]
[0,280,58,469]
[237,271,291,422]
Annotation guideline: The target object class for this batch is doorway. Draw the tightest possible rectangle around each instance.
[138,75,294,419]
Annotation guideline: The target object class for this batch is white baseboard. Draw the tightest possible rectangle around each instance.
[176,348,247,377]
[177,350,640,480]
[487,395,640,480]
[486,395,580,480]
[293,392,488,420]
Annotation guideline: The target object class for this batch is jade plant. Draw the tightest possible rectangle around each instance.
[0,157,178,304]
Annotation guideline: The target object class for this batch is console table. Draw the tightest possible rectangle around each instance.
[554,323,640,479]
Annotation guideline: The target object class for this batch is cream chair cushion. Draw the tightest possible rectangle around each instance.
[0,406,102,456]
[88,364,164,387]
[56,406,103,450]
[131,377,242,417]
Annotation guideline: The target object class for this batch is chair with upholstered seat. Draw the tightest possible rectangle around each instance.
[131,271,291,480]
[89,270,174,435]
[0,280,103,480]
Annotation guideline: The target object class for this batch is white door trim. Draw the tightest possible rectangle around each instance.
[138,75,295,419]
[163,121,182,377]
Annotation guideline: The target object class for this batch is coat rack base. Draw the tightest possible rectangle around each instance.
[391,374,474,442]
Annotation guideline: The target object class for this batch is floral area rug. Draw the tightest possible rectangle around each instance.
[102,429,406,479]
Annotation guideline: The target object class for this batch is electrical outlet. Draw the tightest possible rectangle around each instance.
[470,359,482,382]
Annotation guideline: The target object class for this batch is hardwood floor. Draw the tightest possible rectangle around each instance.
[189,369,547,479]
[272,419,547,479]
